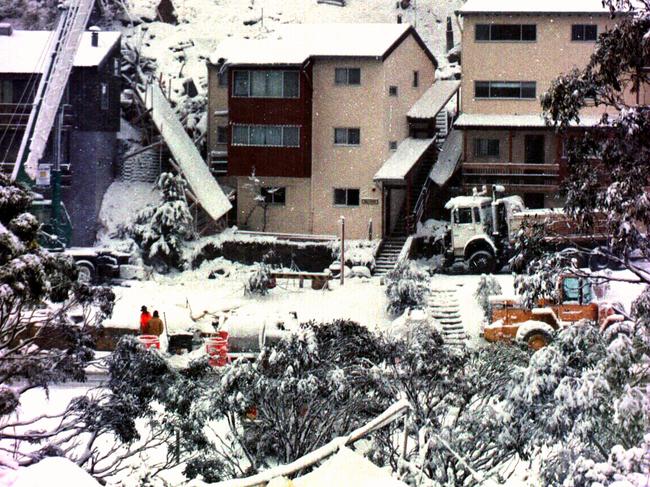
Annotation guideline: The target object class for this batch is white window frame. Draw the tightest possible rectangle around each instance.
[475,24,537,42]
[333,188,360,207]
[334,67,361,86]
[333,127,361,146]
[232,70,300,98]
[231,124,300,147]
[571,24,598,42]
[474,81,536,99]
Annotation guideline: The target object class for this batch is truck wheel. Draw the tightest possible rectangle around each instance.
[76,261,95,284]
[468,250,496,274]
[522,330,552,350]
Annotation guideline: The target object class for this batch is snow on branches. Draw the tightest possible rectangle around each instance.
[129,172,195,272]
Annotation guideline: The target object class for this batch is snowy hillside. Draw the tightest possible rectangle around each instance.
[123,0,463,105]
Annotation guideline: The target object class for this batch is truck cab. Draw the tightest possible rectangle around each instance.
[445,196,499,272]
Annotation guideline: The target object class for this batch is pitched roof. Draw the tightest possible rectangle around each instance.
[374,138,436,182]
[0,30,121,74]
[408,80,461,119]
[458,0,611,15]
[210,23,436,67]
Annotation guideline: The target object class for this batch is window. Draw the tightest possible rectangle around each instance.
[389,141,398,151]
[333,188,360,207]
[474,138,500,158]
[473,207,481,223]
[261,187,286,205]
[389,85,398,96]
[571,24,598,41]
[334,68,361,85]
[413,71,419,88]
[218,69,228,87]
[334,127,360,145]
[113,58,120,77]
[232,70,299,98]
[0,80,13,103]
[231,125,300,147]
[475,24,537,42]
[100,82,109,110]
[216,126,228,144]
[453,207,473,224]
[474,81,536,99]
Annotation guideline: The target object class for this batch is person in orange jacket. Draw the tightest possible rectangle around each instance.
[140,306,152,334]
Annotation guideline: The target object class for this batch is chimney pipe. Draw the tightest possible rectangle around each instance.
[446,16,454,52]
[89,26,100,47]
[397,14,403,24]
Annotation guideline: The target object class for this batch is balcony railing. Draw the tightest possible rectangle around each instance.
[462,162,560,193]
[0,103,74,128]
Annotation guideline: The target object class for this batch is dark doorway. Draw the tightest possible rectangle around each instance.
[524,134,545,164]
[524,193,545,209]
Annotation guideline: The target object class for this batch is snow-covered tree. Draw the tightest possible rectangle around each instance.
[0,174,118,472]
[474,274,502,321]
[129,172,194,272]
[185,320,391,481]
[385,261,429,316]
[370,324,530,486]
[510,4,650,479]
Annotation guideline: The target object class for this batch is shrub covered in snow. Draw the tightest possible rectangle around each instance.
[384,260,429,315]
[245,262,274,296]
[474,274,502,321]
[129,172,194,272]
[331,240,378,271]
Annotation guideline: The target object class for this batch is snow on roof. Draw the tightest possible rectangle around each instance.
[408,80,461,119]
[143,83,231,221]
[211,23,414,66]
[454,113,602,129]
[291,447,408,487]
[0,30,121,74]
[430,129,462,186]
[445,195,493,209]
[458,0,611,15]
[13,457,102,487]
[374,138,436,182]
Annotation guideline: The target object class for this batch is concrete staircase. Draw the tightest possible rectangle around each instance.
[427,286,466,346]
[374,235,407,276]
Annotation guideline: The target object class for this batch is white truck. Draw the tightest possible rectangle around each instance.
[436,186,609,273]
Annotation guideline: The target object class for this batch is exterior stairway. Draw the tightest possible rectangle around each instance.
[427,286,466,346]
[374,235,407,276]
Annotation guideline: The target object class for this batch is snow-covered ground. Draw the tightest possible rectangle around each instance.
[107,257,392,334]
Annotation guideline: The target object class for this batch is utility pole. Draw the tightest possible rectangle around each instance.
[340,216,345,286]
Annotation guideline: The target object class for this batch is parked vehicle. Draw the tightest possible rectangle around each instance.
[435,186,609,273]
[483,275,623,349]
[59,247,131,284]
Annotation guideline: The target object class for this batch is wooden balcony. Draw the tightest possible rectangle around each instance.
[461,162,560,193]
[0,103,74,129]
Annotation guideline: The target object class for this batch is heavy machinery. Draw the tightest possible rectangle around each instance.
[436,186,608,273]
[483,275,623,349]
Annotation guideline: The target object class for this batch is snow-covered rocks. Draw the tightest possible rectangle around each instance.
[351,266,372,279]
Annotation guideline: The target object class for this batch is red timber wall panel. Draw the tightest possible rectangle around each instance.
[227,64,313,178]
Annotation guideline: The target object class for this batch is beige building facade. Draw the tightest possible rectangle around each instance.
[207,24,440,239]
[455,0,617,208]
